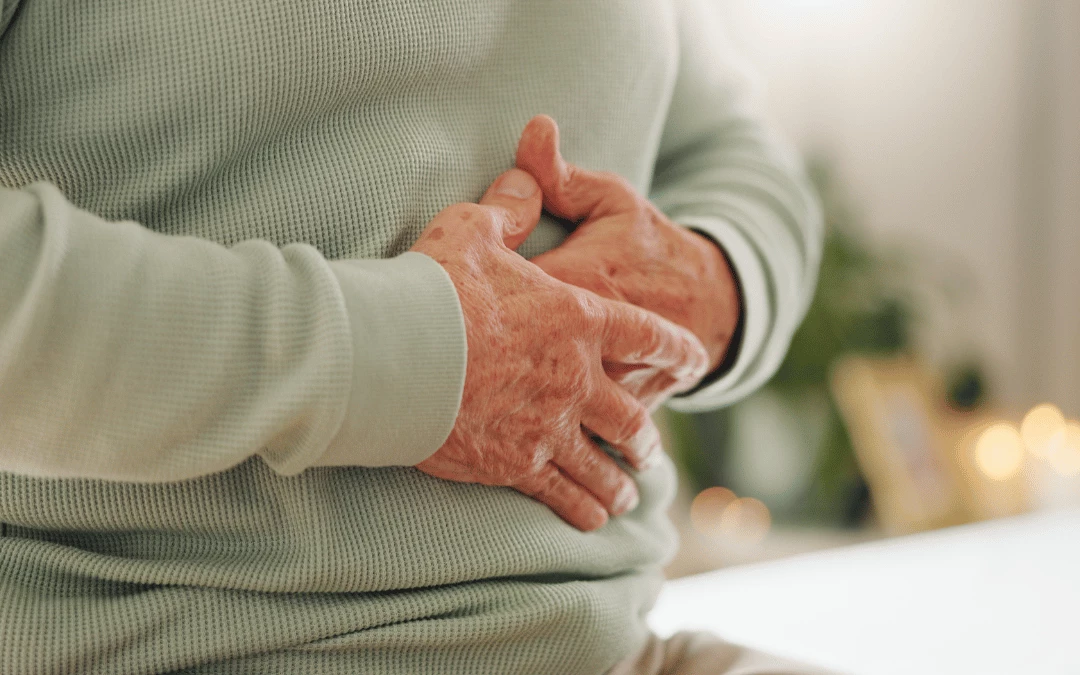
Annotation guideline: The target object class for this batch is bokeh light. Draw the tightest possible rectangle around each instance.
[975,422,1025,481]
[1046,421,1080,477]
[1020,403,1066,457]
[718,497,772,546]
[689,487,737,539]
[690,489,771,545]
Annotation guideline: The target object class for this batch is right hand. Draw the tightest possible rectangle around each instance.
[411,168,710,531]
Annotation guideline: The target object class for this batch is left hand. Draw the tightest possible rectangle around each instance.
[516,115,741,409]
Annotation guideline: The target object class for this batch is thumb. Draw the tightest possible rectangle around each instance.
[515,114,636,221]
[478,168,543,250]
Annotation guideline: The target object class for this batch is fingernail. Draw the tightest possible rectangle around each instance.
[639,434,664,471]
[641,448,663,471]
[678,357,709,383]
[635,425,661,464]
[584,508,608,531]
[496,169,537,199]
[613,482,640,515]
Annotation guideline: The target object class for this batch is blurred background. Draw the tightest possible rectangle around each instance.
[662,0,1080,577]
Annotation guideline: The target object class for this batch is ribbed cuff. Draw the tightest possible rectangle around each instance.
[315,252,467,467]
[668,216,772,411]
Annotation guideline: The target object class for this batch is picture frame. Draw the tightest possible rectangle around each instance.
[830,355,972,534]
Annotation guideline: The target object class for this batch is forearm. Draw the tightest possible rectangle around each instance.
[0,183,464,481]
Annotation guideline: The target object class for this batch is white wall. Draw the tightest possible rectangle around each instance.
[717,0,1079,415]
[1044,0,1080,418]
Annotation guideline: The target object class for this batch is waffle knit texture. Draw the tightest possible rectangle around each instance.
[0,0,822,672]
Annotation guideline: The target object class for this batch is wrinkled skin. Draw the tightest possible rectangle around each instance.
[517,115,742,410]
[411,168,710,531]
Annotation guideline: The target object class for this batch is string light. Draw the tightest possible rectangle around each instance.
[1020,403,1066,457]
[975,422,1024,481]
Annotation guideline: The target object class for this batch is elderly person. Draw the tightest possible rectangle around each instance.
[0,0,822,673]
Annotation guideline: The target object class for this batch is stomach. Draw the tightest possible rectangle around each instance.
[1,457,677,592]
[0,457,676,672]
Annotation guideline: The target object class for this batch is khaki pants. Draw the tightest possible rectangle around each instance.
[607,632,842,675]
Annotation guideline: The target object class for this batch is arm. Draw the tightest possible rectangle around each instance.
[651,0,823,410]
[0,183,466,480]
[0,179,704,531]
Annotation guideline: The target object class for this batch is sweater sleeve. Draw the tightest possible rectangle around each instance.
[0,183,465,481]
[651,0,823,412]
[0,0,17,36]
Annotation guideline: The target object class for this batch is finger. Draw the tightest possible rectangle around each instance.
[515,114,637,221]
[581,380,663,470]
[605,364,657,406]
[598,298,710,383]
[532,250,629,303]
[604,365,677,412]
[477,168,543,249]
[515,463,609,531]
[604,362,653,394]
[554,432,640,516]
[638,373,681,412]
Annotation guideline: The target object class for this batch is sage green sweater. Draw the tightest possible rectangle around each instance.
[0,0,821,672]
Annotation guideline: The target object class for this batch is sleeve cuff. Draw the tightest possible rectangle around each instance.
[315,251,467,467]
[668,216,773,411]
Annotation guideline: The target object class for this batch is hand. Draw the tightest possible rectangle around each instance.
[410,168,709,531]
[516,115,741,409]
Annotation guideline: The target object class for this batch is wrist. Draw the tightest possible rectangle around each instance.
[683,227,743,371]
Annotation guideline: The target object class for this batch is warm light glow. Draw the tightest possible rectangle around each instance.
[689,487,737,539]
[1020,403,1066,457]
[1047,421,1080,477]
[718,497,771,546]
[975,422,1025,481]
[690,489,771,545]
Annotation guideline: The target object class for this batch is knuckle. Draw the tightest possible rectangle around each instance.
[439,202,479,223]
[475,203,504,221]
[439,203,508,239]
[605,301,640,331]
[534,467,564,498]
[637,316,667,350]
[473,205,504,230]
[525,445,549,474]
[565,288,603,329]
[614,472,635,493]
[593,461,626,498]
[509,434,548,475]
[547,288,589,335]
[573,446,602,473]
[561,164,582,192]
[598,171,634,193]
[614,406,648,446]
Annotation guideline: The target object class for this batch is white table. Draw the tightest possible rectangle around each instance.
[649,508,1080,674]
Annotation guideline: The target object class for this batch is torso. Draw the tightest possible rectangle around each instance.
[0,2,684,672]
